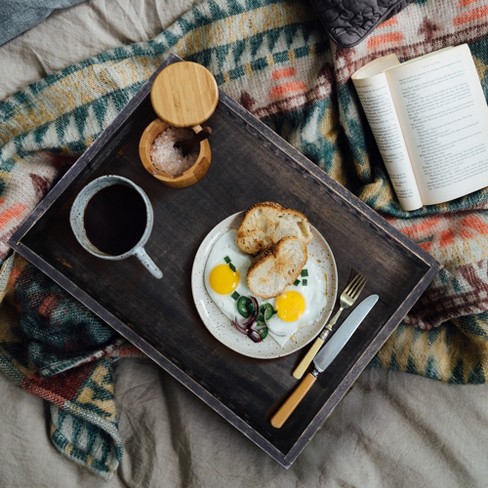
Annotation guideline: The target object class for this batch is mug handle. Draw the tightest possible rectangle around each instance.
[134,247,163,279]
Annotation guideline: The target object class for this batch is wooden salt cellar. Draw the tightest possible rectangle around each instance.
[139,61,218,188]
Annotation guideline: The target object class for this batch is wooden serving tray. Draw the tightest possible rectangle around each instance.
[9,55,439,468]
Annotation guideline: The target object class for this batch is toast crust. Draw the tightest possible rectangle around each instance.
[247,236,308,299]
[237,202,312,255]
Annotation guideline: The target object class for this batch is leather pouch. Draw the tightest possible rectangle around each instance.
[308,0,414,48]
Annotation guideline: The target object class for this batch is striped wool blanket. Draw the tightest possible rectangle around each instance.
[1,0,487,478]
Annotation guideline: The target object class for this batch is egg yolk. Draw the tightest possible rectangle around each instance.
[209,264,240,294]
[275,290,306,322]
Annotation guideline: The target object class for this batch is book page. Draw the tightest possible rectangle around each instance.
[353,57,423,211]
[387,44,488,205]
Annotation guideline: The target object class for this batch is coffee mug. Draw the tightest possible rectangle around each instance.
[70,175,163,279]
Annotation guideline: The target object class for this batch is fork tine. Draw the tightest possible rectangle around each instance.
[348,274,367,299]
[343,272,363,294]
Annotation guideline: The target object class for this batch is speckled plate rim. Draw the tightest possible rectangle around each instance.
[191,212,338,359]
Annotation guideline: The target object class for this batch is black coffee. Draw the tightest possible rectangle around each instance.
[83,184,147,256]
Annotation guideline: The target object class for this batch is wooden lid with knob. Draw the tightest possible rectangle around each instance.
[150,61,219,127]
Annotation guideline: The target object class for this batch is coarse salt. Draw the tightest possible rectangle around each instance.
[150,127,198,177]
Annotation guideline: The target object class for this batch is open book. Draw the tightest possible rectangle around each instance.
[352,44,488,211]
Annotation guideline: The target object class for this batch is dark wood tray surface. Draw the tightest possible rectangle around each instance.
[9,55,439,468]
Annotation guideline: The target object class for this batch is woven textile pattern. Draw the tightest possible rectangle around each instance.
[1,0,488,477]
[308,0,415,47]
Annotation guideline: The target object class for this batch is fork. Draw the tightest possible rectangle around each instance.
[292,272,367,379]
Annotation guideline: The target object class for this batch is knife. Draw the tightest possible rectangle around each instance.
[270,294,379,429]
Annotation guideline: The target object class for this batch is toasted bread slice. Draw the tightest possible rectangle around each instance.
[247,236,308,299]
[237,202,312,255]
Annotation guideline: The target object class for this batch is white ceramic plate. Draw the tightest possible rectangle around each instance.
[191,212,338,359]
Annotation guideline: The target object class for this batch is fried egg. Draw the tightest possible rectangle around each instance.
[204,230,326,346]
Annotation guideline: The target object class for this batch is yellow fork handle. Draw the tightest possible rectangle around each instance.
[292,336,325,379]
[270,373,317,429]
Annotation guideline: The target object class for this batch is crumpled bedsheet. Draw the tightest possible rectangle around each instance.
[0,0,88,46]
[1,1,488,487]
[1,357,488,487]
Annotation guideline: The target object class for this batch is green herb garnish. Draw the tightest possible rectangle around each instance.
[223,255,236,272]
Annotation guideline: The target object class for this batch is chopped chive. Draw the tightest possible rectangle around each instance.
[229,263,236,272]
[224,256,231,263]
[294,279,300,286]
[302,279,308,286]
[301,269,308,277]
[231,291,240,300]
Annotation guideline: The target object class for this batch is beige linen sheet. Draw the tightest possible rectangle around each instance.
[1,1,487,487]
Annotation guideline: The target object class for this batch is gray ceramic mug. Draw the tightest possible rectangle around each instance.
[70,175,163,279]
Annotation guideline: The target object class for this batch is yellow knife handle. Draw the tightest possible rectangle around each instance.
[292,336,325,379]
[270,373,317,429]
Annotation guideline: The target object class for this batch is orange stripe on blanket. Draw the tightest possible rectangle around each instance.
[439,229,456,247]
[378,17,398,28]
[418,241,434,253]
[270,81,307,98]
[0,202,27,227]
[454,5,488,24]
[367,32,404,48]
[398,216,442,238]
[272,67,296,79]
[458,0,479,7]
[460,229,477,239]
[461,214,488,234]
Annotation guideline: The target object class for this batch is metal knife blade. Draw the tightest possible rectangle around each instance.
[270,293,379,429]
[313,294,379,373]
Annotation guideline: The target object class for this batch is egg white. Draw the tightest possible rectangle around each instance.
[204,229,326,346]
[204,230,252,318]
[265,258,325,346]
